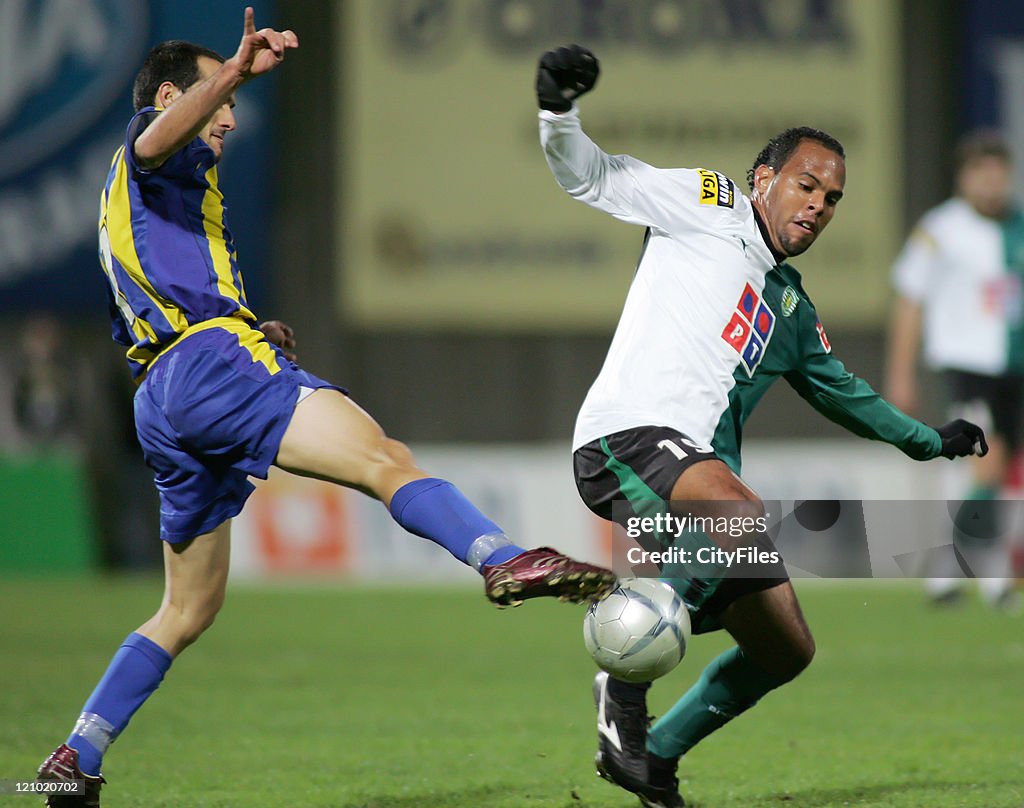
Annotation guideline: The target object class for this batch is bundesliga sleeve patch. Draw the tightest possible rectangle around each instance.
[697,169,735,208]
[721,282,775,376]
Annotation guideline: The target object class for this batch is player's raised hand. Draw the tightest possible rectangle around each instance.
[536,44,599,112]
[232,6,298,81]
[936,419,989,459]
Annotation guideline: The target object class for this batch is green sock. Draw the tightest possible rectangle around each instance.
[647,646,789,759]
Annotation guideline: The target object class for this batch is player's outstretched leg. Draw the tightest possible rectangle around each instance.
[276,390,616,607]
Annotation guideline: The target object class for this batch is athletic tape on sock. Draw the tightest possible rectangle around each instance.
[466,533,513,571]
[72,712,118,754]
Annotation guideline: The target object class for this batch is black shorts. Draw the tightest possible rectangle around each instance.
[573,425,789,634]
[945,370,1024,451]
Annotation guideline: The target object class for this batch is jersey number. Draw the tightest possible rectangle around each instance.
[99,225,138,330]
[657,437,713,461]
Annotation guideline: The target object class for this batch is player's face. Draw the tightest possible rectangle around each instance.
[958,155,1013,219]
[752,140,845,258]
[193,56,236,162]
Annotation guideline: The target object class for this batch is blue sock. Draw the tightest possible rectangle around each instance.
[388,478,526,570]
[67,633,173,776]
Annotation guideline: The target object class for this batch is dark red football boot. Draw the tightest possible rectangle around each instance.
[483,546,617,607]
[36,744,104,807]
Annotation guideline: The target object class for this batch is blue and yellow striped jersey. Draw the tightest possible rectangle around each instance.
[99,107,255,380]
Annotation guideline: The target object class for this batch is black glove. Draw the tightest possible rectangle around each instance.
[536,44,599,112]
[936,419,989,459]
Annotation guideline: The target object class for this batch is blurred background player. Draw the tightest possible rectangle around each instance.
[535,44,989,808]
[886,131,1023,611]
[34,11,615,806]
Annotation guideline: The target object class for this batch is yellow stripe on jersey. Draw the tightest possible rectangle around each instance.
[202,166,255,321]
[146,317,281,377]
[103,146,188,339]
[234,326,282,375]
[101,150,160,347]
[99,158,139,336]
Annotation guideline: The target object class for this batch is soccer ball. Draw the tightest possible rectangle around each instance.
[583,578,691,683]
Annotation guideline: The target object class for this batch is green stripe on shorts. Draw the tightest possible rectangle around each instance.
[599,436,664,515]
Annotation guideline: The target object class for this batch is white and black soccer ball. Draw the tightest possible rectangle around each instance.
[583,578,691,683]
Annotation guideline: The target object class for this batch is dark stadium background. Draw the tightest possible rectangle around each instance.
[2,0,1023,568]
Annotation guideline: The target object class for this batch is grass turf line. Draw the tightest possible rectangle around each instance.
[1,578,1022,807]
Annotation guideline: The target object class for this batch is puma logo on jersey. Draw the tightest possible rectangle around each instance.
[697,169,735,208]
[721,282,775,376]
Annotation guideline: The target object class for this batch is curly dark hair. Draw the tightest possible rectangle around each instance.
[132,40,224,111]
[746,127,845,191]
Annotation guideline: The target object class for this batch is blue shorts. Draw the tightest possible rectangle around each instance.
[133,322,342,543]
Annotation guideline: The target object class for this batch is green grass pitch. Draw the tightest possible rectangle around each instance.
[2,578,1022,807]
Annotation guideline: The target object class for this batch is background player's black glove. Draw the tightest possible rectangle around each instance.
[936,419,988,459]
[536,44,599,112]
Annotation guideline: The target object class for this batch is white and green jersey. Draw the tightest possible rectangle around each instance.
[892,197,1024,375]
[540,106,940,473]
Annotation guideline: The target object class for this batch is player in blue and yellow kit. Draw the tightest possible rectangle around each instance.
[35,11,615,805]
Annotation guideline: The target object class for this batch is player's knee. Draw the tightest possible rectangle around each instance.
[380,436,417,470]
[732,496,766,523]
[167,593,225,649]
[178,609,220,649]
[778,633,816,682]
[363,436,422,496]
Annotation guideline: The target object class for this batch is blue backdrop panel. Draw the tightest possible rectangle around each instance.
[962,0,1024,128]
[0,0,278,315]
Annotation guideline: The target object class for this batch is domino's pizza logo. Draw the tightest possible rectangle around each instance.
[721,283,775,376]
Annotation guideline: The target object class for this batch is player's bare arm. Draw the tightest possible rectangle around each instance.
[883,295,924,413]
[134,7,298,169]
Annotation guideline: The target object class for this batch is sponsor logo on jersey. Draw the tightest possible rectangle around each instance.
[697,169,735,208]
[738,284,758,319]
[816,320,832,353]
[722,312,751,353]
[742,332,765,370]
[721,282,775,376]
[983,275,1024,323]
[780,286,799,317]
[752,301,774,340]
